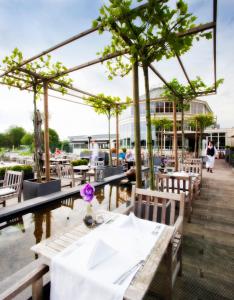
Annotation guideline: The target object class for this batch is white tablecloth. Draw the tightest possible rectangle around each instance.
[50,213,165,300]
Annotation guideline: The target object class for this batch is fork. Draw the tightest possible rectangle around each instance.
[113,260,144,285]
[152,224,161,235]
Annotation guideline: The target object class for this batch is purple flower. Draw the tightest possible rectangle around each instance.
[80,183,95,203]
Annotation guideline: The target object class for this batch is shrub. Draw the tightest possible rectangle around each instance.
[71,159,88,166]
[0,165,33,179]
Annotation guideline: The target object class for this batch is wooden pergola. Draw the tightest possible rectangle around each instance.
[0,0,218,187]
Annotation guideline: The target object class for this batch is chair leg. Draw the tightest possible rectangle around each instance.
[163,242,173,300]
[178,242,183,276]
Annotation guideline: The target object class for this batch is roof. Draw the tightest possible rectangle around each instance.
[68,134,116,142]
[139,87,164,100]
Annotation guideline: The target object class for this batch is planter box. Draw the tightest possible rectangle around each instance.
[23,178,61,200]
[103,166,123,178]
[23,172,34,180]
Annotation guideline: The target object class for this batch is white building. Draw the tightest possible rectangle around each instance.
[119,87,234,152]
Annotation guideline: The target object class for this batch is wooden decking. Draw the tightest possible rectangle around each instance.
[172,159,234,299]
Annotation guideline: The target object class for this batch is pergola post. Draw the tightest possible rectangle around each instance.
[43,80,50,181]
[132,61,142,187]
[116,105,120,166]
[172,100,178,171]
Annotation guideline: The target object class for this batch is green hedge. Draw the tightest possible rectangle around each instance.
[0,165,33,178]
[71,159,89,166]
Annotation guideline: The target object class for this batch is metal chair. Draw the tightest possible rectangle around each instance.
[0,170,23,207]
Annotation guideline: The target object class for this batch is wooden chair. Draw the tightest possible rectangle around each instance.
[56,165,82,188]
[156,173,193,222]
[131,187,185,297]
[179,161,202,196]
[0,171,23,207]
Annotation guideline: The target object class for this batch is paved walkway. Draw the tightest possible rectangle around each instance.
[173,159,234,299]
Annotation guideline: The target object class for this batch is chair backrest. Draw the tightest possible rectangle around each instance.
[3,170,24,194]
[156,173,193,198]
[184,158,202,164]
[179,162,202,177]
[95,160,104,167]
[132,187,184,225]
[56,165,74,180]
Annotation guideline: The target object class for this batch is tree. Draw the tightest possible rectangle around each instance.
[1,48,73,181]
[152,117,173,155]
[94,0,212,189]
[60,140,70,153]
[48,128,60,152]
[6,126,25,148]
[0,133,10,148]
[162,77,223,165]
[21,133,33,146]
[189,113,215,157]
[84,94,129,166]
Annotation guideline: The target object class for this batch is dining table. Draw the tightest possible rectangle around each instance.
[31,210,175,300]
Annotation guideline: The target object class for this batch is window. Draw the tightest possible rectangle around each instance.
[155,102,164,113]
[165,102,173,113]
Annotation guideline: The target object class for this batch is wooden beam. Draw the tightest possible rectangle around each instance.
[149,64,181,98]
[0,3,150,79]
[132,61,142,188]
[43,81,50,182]
[177,21,215,37]
[0,26,101,79]
[116,105,120,166]
[213,0,217,91]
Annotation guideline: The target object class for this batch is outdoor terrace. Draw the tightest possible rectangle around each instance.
[0,159,233,299]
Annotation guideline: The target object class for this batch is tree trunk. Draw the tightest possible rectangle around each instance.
[132,61,142,188]
[143,64,154,190]
[43,81,50,181]
[33,84,42,182]
[108,111,112,166]
[181,99,185,163]
[199,128,203,157]
[172,101,178,171]
[161,129,163,155]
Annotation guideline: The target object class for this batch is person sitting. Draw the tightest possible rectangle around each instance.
[125,149,134,169]
[119,150,126,160]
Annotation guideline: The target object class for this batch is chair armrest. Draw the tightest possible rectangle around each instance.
[173,216,183,239]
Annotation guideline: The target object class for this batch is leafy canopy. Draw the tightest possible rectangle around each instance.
[161,77,224,105]
[84,93,131,117]
[188,113,215,131]
[94,0,212,79]
[152,117,173,131]
[1,48,73,97]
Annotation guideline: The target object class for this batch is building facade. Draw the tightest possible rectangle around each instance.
[119,87,232,152]
[69,134,116,154]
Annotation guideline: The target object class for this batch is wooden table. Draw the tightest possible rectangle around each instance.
[31,211,175,300]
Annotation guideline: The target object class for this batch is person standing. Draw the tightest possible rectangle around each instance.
[206,140,217,173]
[90,140,99,167]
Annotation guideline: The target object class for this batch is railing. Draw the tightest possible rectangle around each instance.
[0,264,49,300]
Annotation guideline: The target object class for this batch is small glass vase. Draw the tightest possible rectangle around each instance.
[83,203,95,227]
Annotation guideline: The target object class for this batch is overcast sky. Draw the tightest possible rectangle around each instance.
[0,0,233,140]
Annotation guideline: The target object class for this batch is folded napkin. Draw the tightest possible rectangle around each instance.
[87,239,117,270]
